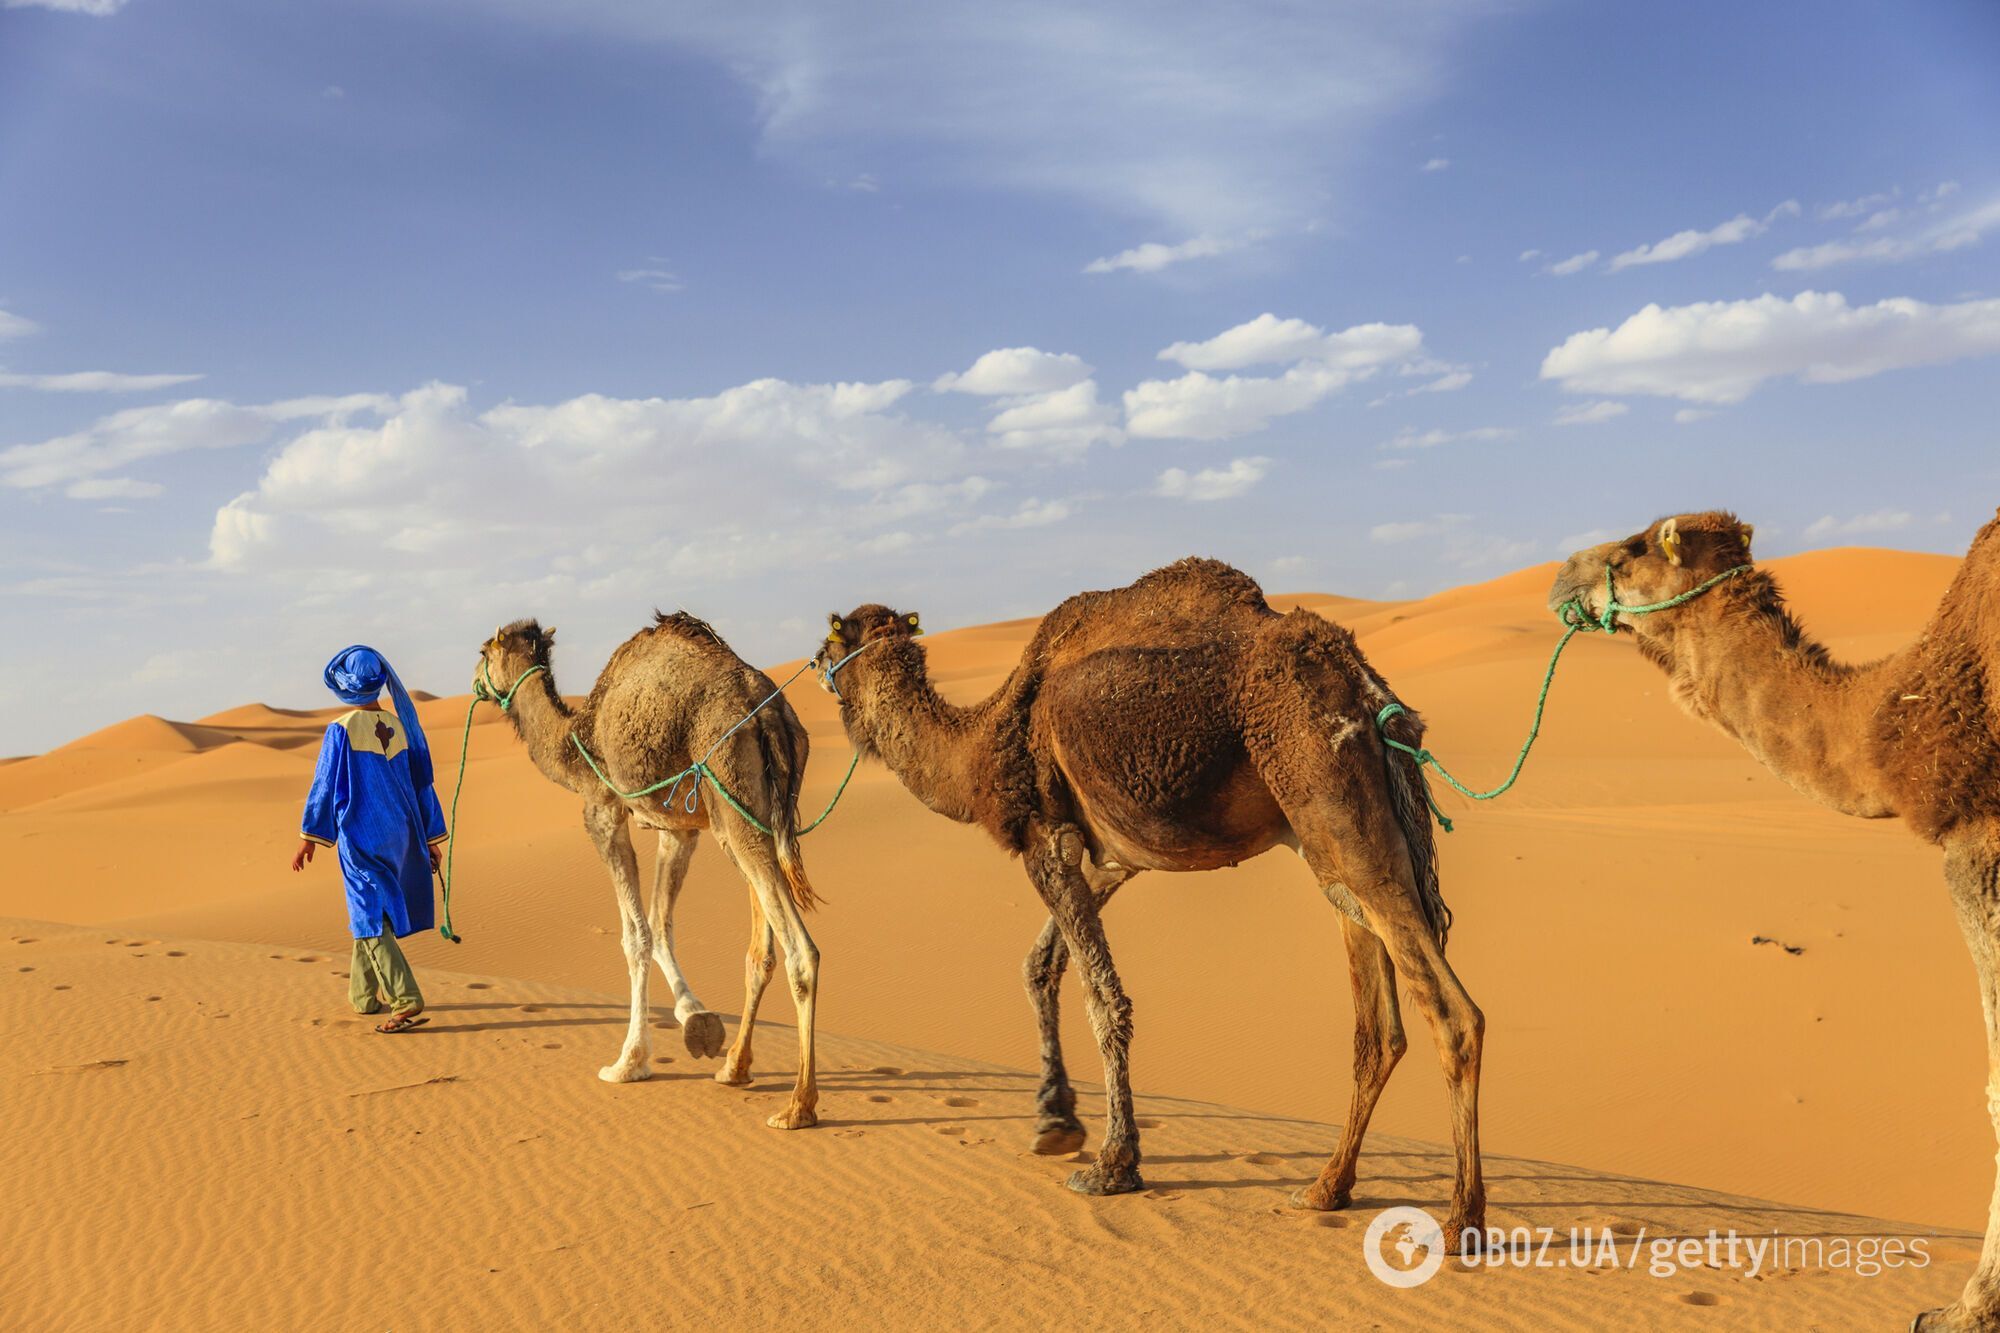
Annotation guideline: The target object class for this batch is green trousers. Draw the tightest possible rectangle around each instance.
[350,922,423,1015]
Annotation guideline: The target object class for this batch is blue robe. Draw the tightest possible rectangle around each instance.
[301,709,448,939]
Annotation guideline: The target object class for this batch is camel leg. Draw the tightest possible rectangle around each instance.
[584,800,653,1084]
[715,829,819,1130]
[1024,867,1132,1157]
[715,897,775,1087]
[646,829,726,1059]
[1292,911,1406,1211]
[1280,793,1483,1245]
[1027,822,1142,1196]
[1918,829,2000,1331]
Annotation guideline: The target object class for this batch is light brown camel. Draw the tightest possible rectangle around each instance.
[811,557,1486,1238]
[476,613,824,1130]
[1551,510,2000,1331]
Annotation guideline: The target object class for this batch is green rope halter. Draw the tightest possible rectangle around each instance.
[1376,561,1752,830]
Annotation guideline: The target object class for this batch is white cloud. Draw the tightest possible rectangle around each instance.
[1546,250,1597,276]
[948,497,1074,535]
[1552,399,1628,426]
[1606,209,1779,272]
[3,0,127,12]
[1539,290,2000,404]
[615,260,684,293]
[208,379,997,581]
[1084,235,1236,275]
[1804,509,1913,540]
[1129,313,1426,439]
[1,393,394,493]
[1370,513,1467,543]
[1152,456,1270,501]
[1518,248,1542,263]
[1421,157,1450,172]
[494,3,1488,239]
[1420,370,1473,393]
[934,347,1092,395]
[0,370,204,393]
[984,379,1123,455]
[1673,408,1714,424]
[1158,313,1422,372]
[1383,425,1513,449]
[66,477,164,500]
[0,307,40,339]
[1772,196,2000,272]
[1820,188,1898,221]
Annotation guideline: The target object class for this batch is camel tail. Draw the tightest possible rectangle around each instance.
[1378,700,1451,949]
[750,701,820,913]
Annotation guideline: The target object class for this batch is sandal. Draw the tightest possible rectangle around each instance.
[376,1012,429,1034]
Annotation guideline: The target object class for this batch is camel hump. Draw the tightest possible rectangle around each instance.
[651,609,726,646]
[1130,556,1268,609]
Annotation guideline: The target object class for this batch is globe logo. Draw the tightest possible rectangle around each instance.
[1363,1206,1447,1288]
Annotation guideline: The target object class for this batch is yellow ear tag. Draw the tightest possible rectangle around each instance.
[1660,523,1683,567]
[907,614,923,636]
[826,631,842,645]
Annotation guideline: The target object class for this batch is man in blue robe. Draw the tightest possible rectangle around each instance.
[291,645,447,1033]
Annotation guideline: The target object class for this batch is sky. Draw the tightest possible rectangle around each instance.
[1,0,1997,754]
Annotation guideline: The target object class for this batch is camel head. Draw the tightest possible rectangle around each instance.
[810,604,923,702]
[475,618,555,698]
[1548,511,1756,636]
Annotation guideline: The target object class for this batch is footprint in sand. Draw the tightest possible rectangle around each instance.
[145,996,161,1002]
[545,1043,564,1051]
[1308,1213,1353,1229]
[1146,1189,1183,1202]
[293,956,324,964]
[37,1058,127,1074]
[517,1005,545,1014]
[13,936,38,944]
[937,1125,966,1135]
[16,966,32,973]
[165,951,186,958]
[53,984,71,991]
[1679,1292,1725,1307]
[125,940,156,948]
[939,1095,978,1108]
[465,982,492,990]
[267,954,284,960]
[1134,1118,1162,1129]
[1239,1152,1284,1166]
[867,1094,894,1104]
[871,1066,904,1076]
[651,1054,672,1064]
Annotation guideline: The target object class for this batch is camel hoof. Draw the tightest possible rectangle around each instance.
[713,1064,753,1087]
[1912,1307,1984,1332]
[1066,1164,1144,1197]
[767,1104,818,1131]
[1287,1186,1351,1212]
[682,1011,727,1059]
[1445,1212,1486,1256]
[597,1061,650,1084]
[1032,1124,1087,1156]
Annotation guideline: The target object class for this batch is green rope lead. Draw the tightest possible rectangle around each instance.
[1375,563,1752,831]
[567,735,863,839]
[436,662,547,942]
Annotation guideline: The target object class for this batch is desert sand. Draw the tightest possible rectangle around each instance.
[2,547,1982,1329]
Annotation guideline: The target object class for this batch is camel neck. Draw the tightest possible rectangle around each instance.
[1648,584,1899,818]
[844,642,994,827]
[500,663,590,794]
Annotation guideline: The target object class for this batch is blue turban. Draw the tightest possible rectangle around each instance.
[323,645,434,790]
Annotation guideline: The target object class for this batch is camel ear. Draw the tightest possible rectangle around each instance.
[827,612,845,644]
[1659,518,1683,567]
[1740,523,1755,554]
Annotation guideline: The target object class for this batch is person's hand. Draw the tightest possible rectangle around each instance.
[428,843,444,874]
[291,839,316,873]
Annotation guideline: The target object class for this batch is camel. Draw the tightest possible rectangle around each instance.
[811,557,1487,1239]
[475,613,823,1130]
[1551,510,2000,1331]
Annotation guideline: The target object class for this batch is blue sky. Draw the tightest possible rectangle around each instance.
[2,0,1997,753]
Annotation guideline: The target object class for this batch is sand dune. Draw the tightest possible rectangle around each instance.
[3,922,1971,1331]
[0,546,1985,1327]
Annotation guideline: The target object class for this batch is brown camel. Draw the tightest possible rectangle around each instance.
[811,557,1486,1238]
[476,613,824,1129]
[1551,510,2000,1331]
